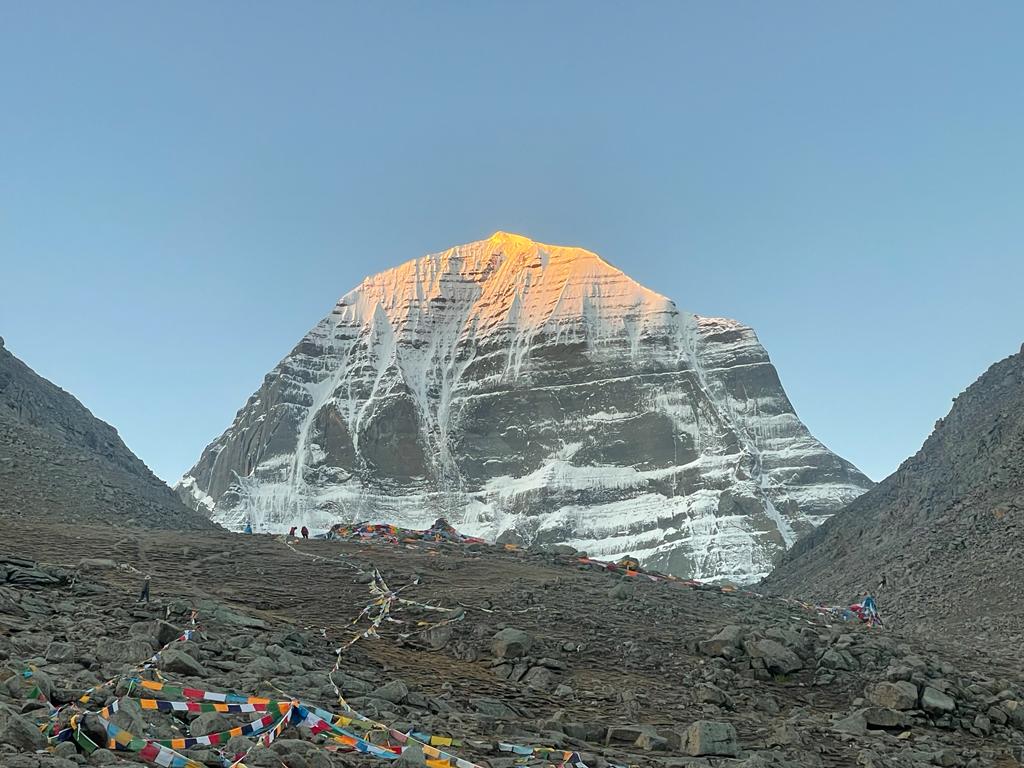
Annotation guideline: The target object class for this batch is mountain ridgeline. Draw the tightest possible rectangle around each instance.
[177,233,871,582]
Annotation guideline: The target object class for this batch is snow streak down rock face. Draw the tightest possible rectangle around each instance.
[178,232,871,582]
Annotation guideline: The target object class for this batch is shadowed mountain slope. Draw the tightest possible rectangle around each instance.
[0,338,215,530]
[762,346,1024,644]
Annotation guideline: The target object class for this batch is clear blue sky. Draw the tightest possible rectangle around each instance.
[2,3,1022,484]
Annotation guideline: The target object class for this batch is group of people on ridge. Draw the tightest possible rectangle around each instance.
[241,521,309,538]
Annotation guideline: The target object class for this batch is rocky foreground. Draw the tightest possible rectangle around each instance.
[1,521,1022,768]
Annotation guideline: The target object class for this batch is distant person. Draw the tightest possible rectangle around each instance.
[301,525,309,539]
[862,592,879,621]
[244,521,253,534]
[138,574,151,604]
[289,526,297,537]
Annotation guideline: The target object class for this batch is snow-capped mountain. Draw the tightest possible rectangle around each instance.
[178,232,871,581]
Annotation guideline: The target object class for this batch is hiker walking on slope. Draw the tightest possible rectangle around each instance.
[288,526,297,537]
[244,521,253,534]
[138,574,151,604]
[300,525,309,539]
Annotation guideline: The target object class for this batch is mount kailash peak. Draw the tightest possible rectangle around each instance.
[178,232,871,582]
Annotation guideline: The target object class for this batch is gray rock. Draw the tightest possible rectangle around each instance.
[696,683,731,707]
[746,638,803,675]
[563,722,606,742]
[921,686,956,715]
[158,648,206,677]
[0,713,48,751]
[372,679,409,704]
[685,720,739,757]
[833,710,868,736]
[608,582,634,600]
[868,681,919,711]
[819,648,857,671]
[89,751,118,766]
[394,741,427,766]
[522,666,557,691]
[971,713,991,736]
[635,729,668,751]
[546,544,578,556]
[190,711,229,737]
[1001,699,1023,727]
[110,697,147,737]
[96,638,155,664]
[471,697,518,719]
[862,707,907,729]
[225,735,255,754]
[491,628,534,659]
[44,641,75,663]
[699,625,745,659]
[53,741,78,759]
[606,724,659,744]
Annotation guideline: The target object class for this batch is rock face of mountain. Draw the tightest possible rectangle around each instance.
[762,346,1024,641]
[0,338,215,530]
[178,233,870,581]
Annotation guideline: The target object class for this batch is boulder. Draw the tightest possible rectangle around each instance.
[546,544,578,556]
[154,620,185,647]
[746,639,803,675]
[685,720,739,757]
[635,730,668,751]
[522,666,557,691]
[9,669,53,700]
[833,711,868,736]
[372,680,409,704]
[862,707,907,729]
[921,687,956,715]
[819,648,857,671]
[606,724,659,744]
[159,648,206,677]
[110,697,147,737]
[491,628,533,659]
[96,638,156,664]
[867,681,919,711]
[0,713,48,751]
[225,735,255,755]
[608,582,634,600]
[44,641,74,664]
[696,683,731,707]
[471,697,518,719]
[394,741,427,766]
[699,626,744,659]
[190,711,229,737]
[1001,699,1024,728]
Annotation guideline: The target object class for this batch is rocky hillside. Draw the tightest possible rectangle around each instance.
[0,522,1022,768]
[178,232,870,582]
[0,338,215,530]
[762,346,1024,644]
